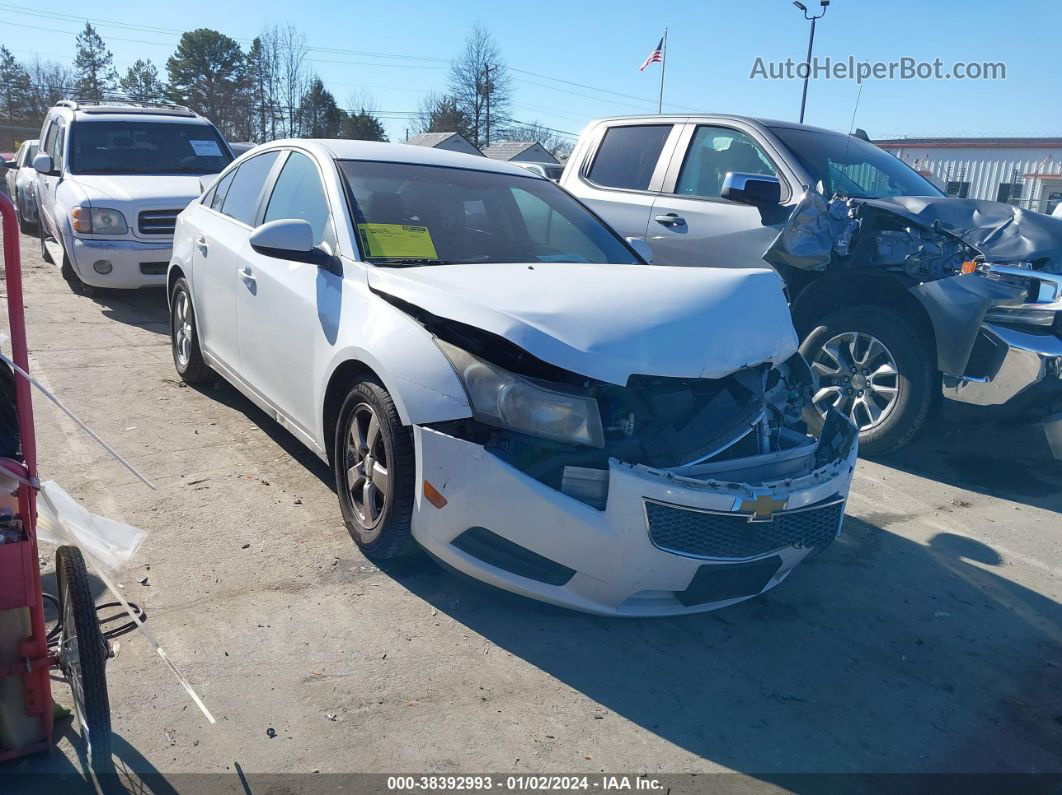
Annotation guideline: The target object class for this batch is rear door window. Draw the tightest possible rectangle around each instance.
[219,151,280,226]
[587,124,671,191]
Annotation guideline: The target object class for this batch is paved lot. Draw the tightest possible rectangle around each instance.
[1,227,1060,787]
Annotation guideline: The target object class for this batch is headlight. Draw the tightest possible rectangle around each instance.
[979,263,1061,327]
[436,339,605,447]
[70,207,129,235]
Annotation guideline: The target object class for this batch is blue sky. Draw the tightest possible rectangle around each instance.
[2,0,1059,143]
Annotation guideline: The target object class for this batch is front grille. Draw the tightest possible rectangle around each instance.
[139,262,167,275]
[138,209,180,236]
[645,497,844,560]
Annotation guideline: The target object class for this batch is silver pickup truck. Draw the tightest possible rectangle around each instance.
[560,115,1062,455]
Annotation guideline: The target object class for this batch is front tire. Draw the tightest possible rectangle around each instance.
[169,277,212,384]
[56,546,113,774]
[334,379,418,561]
[800,306,935,456]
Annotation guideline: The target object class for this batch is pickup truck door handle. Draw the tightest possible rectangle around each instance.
[239,265,255,281]
[196,236,208,255]
[654,213,686,227]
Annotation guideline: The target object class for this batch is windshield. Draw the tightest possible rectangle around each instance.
[70,121,232,176]
[771,126,944,199]
[339,160,641,266]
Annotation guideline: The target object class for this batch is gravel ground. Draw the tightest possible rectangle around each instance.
[1,227,1059,789]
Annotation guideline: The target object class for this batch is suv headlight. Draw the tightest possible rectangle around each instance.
[71,207,129,235]
[436,339,605,447]
[978,263,1061,327]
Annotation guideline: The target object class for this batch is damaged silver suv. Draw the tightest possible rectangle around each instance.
[562,116,1062,454]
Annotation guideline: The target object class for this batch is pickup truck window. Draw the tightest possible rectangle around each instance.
[676,126,778,199]
[587,125,671,191]
[770,126,944,199]
[340,160,641,266]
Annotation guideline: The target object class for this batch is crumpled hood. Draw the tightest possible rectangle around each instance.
[765,192,1062,272]
[368,262,798,386]
[71,174,203,207]
[859,196,1062,270]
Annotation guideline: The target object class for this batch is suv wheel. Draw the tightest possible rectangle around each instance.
[16,193,36,235]
[334,378,418,561]
[800,306,935,456]
[169,278,212,383]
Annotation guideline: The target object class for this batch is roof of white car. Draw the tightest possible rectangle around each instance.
[245,138,537,177]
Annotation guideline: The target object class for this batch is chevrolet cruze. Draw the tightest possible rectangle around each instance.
[167,139,857,616]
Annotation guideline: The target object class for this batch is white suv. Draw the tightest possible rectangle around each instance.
[33,100,233,290]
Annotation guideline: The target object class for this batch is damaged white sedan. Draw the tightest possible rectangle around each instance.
[167,140,857,616]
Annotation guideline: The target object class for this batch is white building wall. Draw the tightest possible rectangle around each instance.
[879,145,1062,210]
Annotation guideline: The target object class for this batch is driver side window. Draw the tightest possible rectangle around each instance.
[675,126,777,199]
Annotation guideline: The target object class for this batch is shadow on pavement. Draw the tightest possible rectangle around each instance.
[389,517,1061,775]
[82,286,169,337]
[876,402,1061,513]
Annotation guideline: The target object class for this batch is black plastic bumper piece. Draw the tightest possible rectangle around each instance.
[452,527,576,587]
[676,555,783,607]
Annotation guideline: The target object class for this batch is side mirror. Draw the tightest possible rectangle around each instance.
[3,160,16,170]
[721,172,782,205]
[625,236,654,264]
[32,153,54,175]
[249,219,318,263]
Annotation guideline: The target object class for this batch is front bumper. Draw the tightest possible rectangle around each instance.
[412,426,857,617]
[943,323,1062,414]
[67,237,171,289]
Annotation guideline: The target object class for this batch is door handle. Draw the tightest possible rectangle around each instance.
[239,265,255,281]
[654,213,686,227]
[196,236,208,255]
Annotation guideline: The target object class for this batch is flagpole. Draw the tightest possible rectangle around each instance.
[658,28,668,113]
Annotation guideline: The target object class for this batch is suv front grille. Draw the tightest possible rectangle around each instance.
[645,497,844,560]
[138,209,180,236]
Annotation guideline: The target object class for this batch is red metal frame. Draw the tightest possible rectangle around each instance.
[0,191,54,762]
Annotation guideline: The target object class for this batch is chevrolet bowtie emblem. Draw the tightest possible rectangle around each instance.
[737,493,788,522]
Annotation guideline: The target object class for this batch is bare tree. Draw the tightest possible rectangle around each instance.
[448,24,511,148]
[274,24,310,137]
[26,56,74,117]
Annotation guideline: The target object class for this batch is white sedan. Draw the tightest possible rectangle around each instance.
[168,139,857,616]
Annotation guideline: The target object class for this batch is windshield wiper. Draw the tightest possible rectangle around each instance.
[371,258,461,267]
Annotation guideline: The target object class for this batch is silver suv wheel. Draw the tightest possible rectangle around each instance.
[811,330,900,430]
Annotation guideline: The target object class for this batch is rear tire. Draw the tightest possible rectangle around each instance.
[16,194,36,235]
[800,305,935,456]
[169,277,212,384]
[334,378,418,561]
[39,220,54,264]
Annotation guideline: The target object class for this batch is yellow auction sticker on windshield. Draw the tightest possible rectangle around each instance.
[357,223,438,259]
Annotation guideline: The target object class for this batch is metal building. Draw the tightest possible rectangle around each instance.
[873,137,1062,215]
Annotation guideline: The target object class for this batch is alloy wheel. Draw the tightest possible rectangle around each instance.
[810,331,900,430]
[173,290,193,366]
[345,403,391,541]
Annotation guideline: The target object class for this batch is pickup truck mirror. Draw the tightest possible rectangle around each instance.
[32,153,54,175]
[625,236,654,264]
[721,172,782,206]
[2,160,16,170]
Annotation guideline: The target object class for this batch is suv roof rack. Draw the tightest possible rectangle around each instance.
[54,99,197,118]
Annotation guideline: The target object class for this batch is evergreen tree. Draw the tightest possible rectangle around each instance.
[166,29,248,138]
[120,59,166,104]
[297,78,342,138]
[0,46,33,120]
[342,108,387,142]
[73,23,119,101]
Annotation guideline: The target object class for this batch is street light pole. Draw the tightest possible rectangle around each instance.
[794,0,829,124]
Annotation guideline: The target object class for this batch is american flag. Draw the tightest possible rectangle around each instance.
[639,38,664,71]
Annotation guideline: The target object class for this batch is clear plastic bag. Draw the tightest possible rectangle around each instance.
[36,481,146,582]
